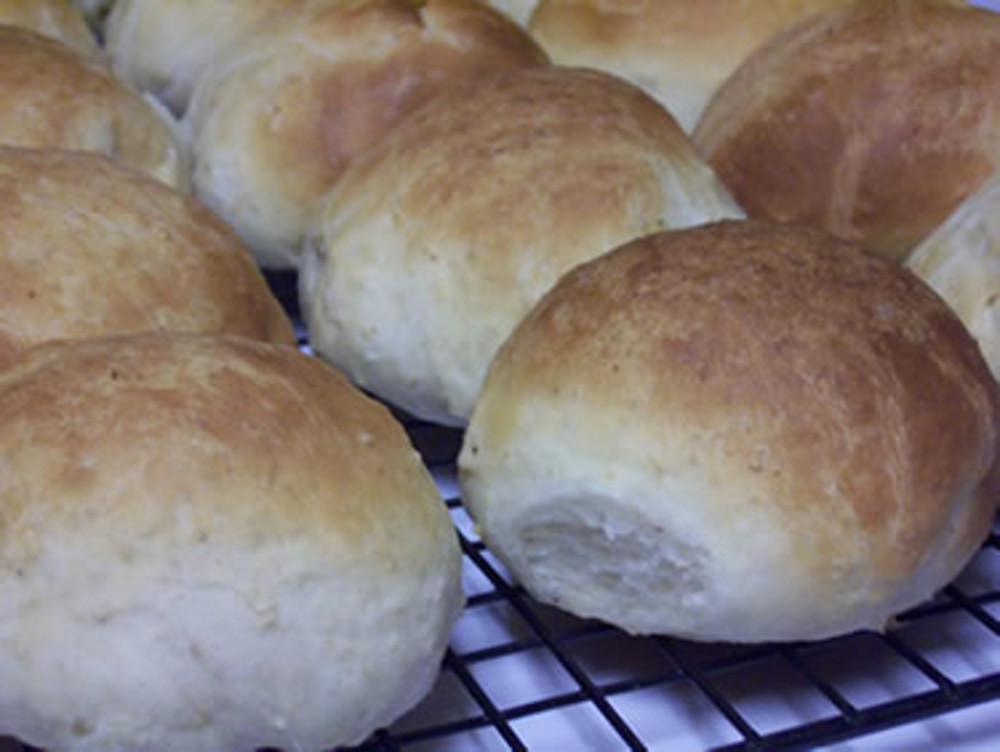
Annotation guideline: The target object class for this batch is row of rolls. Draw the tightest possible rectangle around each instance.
[1,1,999,750]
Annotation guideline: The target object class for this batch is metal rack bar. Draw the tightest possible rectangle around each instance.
[455,532,649,751]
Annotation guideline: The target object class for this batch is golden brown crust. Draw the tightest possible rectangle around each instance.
[0,25,186,187]
[0,334,441,549]
[529,0,857,132]
[478,220,998,592]
[185,0,549,268]
[693,0,1000,261]
[0,148,293,368]
[0,0,99,56]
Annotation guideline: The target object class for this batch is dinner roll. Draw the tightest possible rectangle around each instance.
[529,0,857,133]
[693,0,1000,262]
[907,173,1000,379]
[0,148,293,369]
[0,26,186,188]
[106,0,298,115]
[301,66,743,427]
[0,334,463,752]
[459,220,999,642]
[184,0,548,269]
[0,0,99,56]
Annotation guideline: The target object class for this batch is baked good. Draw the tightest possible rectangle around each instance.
[485,0,538,26]
[0,147,293,369]
[907,173,1000,379]
[300,66,743,427]
[0,333,463,751]
[693,0,1000,262]
[0,25,187,188]
[529,0,856,133]
[459,220,999,642]
[183,0,548,269]
[105,0,299,115]
[0,0,99,56]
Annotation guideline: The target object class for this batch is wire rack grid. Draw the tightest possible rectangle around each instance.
[365,418,1000,752]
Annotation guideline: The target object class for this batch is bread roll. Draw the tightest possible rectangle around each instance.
[0,148,293,369]
[0,334,463,752]
[529,0,857,133]
[106,0,299,115]
[907,172,1000,379]
[184,0,548,269]
[693,0,1000,262]
[0,26,186,188]
[459,220,999,642]
[0,0,99,56]
[301,66,743,427]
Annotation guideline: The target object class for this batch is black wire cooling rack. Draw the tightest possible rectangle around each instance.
[365,418,1000,752]
[3,272,997,752]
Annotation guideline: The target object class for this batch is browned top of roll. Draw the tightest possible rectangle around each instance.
[693,0,1000,262]
[0,334,441,547]
[0,25,185,187]
[0,148,293,369]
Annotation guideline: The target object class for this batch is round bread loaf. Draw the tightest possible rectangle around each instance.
[529,0,856,133]
[0,147,293,369]
[459,220,999,642]
[183,0,548,269]
[106,0,298,115]
[0,334,463,751]
[907,173,1000,380]
[693,0,1000,262]
[0,25,186,189]
[0,0,99,56]
[301,66,743,427]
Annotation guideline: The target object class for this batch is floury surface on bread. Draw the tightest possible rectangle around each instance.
[183,0,548,269]
[0,147,294,369]
[0,25,187,189]
[694,0,1000,262]
[460,220,999,643]
[0,334,463,752]
[301,65,743,427]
